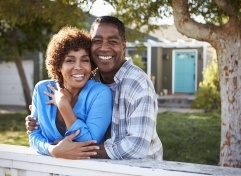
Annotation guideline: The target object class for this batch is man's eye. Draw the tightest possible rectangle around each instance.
[92,40,101,44]
[110,40,118,45]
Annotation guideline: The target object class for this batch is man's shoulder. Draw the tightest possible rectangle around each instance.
[123,65,149,82]
[120,59,147,79]
[120,62,155,91]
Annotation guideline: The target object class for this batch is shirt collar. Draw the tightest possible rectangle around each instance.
[94,58,133,85]
[114,59,132,84]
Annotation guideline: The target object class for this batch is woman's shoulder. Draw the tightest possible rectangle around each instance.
[86,79,111,92]
[34,79,57,89]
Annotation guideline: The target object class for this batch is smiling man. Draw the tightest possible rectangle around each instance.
[87,16,163,160]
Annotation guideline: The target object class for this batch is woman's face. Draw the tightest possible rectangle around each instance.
[60,49,91,91]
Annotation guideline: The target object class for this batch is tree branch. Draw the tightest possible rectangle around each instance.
[214,0,236,16]
[171,0,220,45]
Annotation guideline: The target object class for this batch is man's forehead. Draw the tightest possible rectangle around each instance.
[91,23,119,35]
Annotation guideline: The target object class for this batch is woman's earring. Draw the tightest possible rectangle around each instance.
[90,69,97,79]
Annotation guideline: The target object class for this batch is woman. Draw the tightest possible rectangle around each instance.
[29,26,112,156]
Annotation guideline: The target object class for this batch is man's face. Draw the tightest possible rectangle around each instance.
[90,23,126,75]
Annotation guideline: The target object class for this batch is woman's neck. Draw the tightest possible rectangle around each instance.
[64,87,80,100]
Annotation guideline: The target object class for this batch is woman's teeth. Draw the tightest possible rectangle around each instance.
[72,74,84,78]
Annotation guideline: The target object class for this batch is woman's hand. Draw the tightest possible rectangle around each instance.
[48,130,100,159]
[44,84,72,107]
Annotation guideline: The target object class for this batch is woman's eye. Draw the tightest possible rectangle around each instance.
[82,58,90,62]
[65,59,74,62]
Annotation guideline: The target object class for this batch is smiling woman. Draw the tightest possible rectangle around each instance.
[28,26,113,157]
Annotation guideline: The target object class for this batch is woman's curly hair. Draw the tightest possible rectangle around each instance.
[45,26,95,88]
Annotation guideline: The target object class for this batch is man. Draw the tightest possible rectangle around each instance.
[26,16,163,160]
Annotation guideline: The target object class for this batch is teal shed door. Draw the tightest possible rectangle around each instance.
[174,51,196,94]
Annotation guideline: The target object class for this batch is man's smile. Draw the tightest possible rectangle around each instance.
[98,55,112,61]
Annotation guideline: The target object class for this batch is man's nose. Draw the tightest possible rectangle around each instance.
[99,41,110,51]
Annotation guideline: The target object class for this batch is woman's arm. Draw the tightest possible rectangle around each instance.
[69,87,112,143]
[29,84,51,155]
[47,84,112,143]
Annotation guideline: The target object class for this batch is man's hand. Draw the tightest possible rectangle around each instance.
[25,115,39,134]
[49,130,100,159]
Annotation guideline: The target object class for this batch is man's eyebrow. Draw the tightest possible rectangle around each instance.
[92,34,120,39]
[92,34,102,38]
[108,35,119,39]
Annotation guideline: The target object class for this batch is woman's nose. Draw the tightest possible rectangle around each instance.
[74,62,83,70]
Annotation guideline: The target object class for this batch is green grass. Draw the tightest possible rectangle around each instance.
[0,111,221,165]
[157,111,221,165]
[0,112,29,146]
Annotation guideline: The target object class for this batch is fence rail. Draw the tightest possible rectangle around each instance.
[0,144,240,176]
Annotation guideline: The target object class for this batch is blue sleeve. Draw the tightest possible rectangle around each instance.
[29,83,51,156]
[29,127,51,156]
[66,87,112,143]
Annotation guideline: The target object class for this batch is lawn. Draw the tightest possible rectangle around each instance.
[0,112,29,146]
[157,111,221,165]
[0,111,221,165]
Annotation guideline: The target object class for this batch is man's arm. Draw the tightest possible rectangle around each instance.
[90,144,110,159]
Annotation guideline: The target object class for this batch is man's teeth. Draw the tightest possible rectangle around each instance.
[99,56,112,60]
[72,74,84,78]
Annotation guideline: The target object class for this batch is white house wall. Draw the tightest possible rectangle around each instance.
[0,60,34,106]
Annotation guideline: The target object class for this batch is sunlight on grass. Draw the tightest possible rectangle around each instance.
[187,115,210,120]
[0,112,29,146]
[0,131,29,146]
[157,111,221,165]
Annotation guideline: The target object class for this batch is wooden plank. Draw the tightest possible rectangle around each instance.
[1,144,241,176]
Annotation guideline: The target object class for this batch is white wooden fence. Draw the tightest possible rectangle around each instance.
[0,144,240,176]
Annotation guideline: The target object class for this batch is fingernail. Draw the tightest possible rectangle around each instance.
[36,122,39,125]
[34,127,38,129]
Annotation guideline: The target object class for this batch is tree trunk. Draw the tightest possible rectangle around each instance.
[14,53,32,114]
[10,29,32,114]
[172,0,241,167]
[217,34,241,168]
